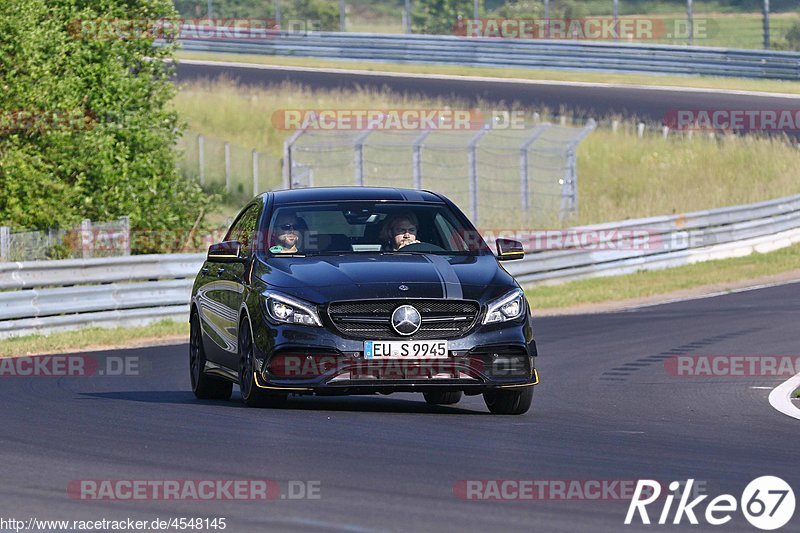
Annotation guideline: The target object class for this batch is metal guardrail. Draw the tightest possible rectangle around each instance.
[177,31,800,80]
[1,193,800,338]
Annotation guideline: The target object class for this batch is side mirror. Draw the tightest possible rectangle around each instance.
[207,241,244,263]
[496,238,524,261]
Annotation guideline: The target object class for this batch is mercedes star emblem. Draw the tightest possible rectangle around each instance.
[391,305,421,336]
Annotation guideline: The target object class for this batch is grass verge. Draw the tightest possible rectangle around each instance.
[0,320,188,357]
[525,241,800,310]
[175,51,800,96]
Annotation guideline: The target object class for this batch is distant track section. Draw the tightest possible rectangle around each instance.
[175,59,800,123]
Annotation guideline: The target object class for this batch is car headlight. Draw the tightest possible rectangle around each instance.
[483,289,525,324]
[264,292,322,327]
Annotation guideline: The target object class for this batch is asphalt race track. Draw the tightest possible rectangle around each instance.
[175,61,800,124]
[1,281,798,532]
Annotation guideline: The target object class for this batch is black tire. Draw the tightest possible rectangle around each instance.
[190,311,233,400]
[423,391,463,405]
[483,387,533,415]
[238,319,288,408]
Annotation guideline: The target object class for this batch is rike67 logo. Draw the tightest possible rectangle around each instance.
[626,477,795,530]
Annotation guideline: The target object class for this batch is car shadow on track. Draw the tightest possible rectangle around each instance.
[77,391,489,415]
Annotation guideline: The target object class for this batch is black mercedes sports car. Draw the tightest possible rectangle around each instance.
[190,187,538,414]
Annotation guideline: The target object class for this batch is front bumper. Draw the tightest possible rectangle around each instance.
[252,316,538,395]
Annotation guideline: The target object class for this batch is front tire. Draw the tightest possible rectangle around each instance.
[483,387,533,415]
[238,319,288,408]
[189,311,233,400]
[423,391,463,405]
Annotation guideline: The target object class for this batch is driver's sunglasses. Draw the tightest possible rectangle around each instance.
[278,223,299,231]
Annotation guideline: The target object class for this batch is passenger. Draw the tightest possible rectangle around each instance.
[270,213,306,253]
[380,212,421,251]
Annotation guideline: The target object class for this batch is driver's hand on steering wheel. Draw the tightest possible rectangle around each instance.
[397,239,421,249]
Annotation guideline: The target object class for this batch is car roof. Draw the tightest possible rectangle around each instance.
[262,187,445,204]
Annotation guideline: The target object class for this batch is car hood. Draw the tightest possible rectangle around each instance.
[257,254,515,303]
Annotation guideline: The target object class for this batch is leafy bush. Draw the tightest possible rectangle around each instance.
[783,19,800,51]
[0,0,211,253]
[413,0,474,35]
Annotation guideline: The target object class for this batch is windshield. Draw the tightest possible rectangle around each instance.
[261,202,490,256]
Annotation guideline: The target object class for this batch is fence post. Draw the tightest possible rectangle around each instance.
[198,134,205,186]
[120,216,131,256]
[412,130,432,190]
[252,150,259,197]
[224,142,231,194]
[81,219,93,259]
[467,122,491,225]
[613,0,619,42]
[404,0,411,33]
[275,0,281,28]
[354,128,375,187]
[763,0,770,50]
[519,124,551,213]
[283,126,310,190]
[687,0,693,45]
[0,226,9,261]
[560,119,596,220]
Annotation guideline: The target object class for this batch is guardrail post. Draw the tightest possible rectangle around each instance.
[687,0,694,45]
[404,0,411,33]
[275,0,281,27]
[339,0,346,32]
[252,150,259,197]
[468,122,491,225]
[198,134,205,186]
[81,219,93,259]
[763,0,770,49]
[0,226,9,261]
[224,142,231,194]
[412,130,432,190]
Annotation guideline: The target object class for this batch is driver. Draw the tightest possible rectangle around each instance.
[380,212,421,251]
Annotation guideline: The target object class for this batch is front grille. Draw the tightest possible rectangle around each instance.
[327,299,480,340]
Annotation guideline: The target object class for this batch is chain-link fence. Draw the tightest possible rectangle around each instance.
[0,217,130,262]
[282,119,596,228]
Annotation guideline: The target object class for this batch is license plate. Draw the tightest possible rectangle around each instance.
[364,340,448,359]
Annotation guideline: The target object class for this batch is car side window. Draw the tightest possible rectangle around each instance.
[226,204,261,256]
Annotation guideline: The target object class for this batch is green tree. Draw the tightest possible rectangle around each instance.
[0,0,210,252]
[412,0,474,35]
